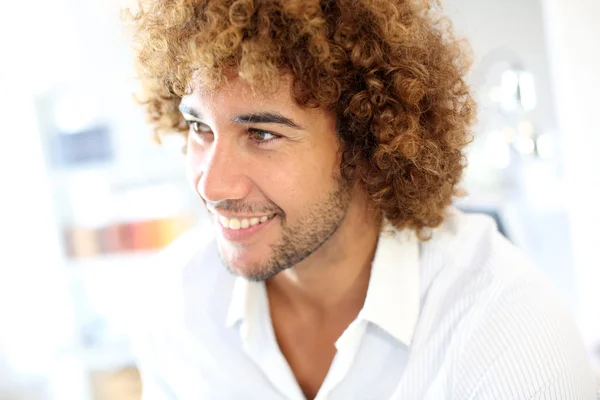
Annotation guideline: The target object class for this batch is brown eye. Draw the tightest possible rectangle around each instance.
[188,121,211,134]
[247,128,282,147]
[249,130,278,142]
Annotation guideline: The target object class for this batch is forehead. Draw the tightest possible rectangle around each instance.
[181,75,334,128]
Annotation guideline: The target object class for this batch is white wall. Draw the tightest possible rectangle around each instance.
[0,5,78,396]
[541,0,600,361]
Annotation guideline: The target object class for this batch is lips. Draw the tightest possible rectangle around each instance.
[214,213,277,242]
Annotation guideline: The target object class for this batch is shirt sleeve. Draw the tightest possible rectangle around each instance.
[127,253,179,400]
[138,367,177,400]
[130,323,178,400]
[452,277,597,400]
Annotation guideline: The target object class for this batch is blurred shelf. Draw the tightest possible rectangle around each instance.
[66,251,159,270]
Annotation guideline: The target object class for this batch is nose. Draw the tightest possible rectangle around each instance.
[192,138,252,204]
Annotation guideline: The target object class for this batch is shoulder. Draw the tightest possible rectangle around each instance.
[129,220,225,342]
[417,211,596,397]
[146,225,213,299]
[419,211,539,319]
[135,221,226,322]
[423,210,527,279]
[129,223,230,383]
[452,272,596,398]
[128,226,210,377]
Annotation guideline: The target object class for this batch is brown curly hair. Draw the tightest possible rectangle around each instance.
[130,0,476,238]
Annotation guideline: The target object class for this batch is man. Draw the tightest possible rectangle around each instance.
[129,0,597,399]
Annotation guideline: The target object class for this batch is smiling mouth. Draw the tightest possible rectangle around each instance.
[218,214,277,230]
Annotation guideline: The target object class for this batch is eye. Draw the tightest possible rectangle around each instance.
[248,129,280,146]
[187,121,212,134]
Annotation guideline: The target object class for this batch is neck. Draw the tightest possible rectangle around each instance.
[266,191,380,317]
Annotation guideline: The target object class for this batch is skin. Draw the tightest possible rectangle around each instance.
[181,75,381,399]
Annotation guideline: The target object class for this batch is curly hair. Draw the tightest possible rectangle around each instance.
[130,0,476,238]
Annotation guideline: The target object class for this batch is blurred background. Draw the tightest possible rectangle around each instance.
[0,0,598,398]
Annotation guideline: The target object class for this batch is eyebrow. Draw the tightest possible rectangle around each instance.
[178,103,305,130]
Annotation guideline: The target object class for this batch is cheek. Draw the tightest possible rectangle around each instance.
[256,155,333,214]
[185,160,196,194]
[185,140,203,193]
[258,165,294,198]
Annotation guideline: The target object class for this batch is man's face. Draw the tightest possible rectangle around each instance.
[181,76,351,281]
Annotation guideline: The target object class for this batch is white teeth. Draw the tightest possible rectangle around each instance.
[229,218,241,230]
[219,214,273,229]
[219,216,230,228]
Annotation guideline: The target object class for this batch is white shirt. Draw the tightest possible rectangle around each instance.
[132,211,597,399]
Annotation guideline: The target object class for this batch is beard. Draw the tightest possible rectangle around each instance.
[216,176,352,281]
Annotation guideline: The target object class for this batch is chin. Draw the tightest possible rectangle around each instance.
[226,261,279,282]
[218,242,273,280]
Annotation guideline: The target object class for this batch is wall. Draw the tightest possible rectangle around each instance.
[0,1,80,396]
[541,0,600,363]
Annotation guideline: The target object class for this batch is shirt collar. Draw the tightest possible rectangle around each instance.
[226,229,421,346]
[359,229,420,346]
[226,274,262,329]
